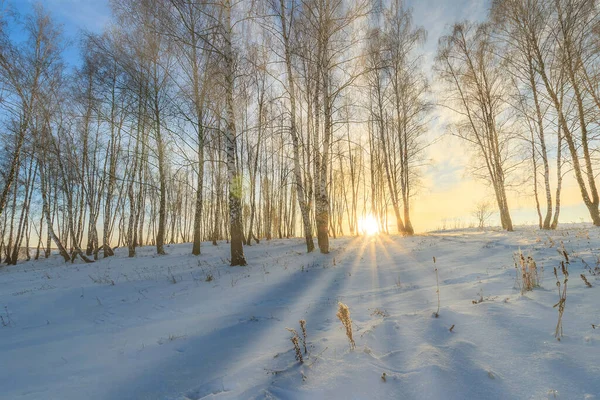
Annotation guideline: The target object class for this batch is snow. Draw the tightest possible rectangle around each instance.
[1,226,600,400]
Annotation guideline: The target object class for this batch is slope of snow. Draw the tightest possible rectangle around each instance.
[1,226,599,399]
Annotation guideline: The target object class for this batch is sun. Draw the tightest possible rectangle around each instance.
[358,215,380,236]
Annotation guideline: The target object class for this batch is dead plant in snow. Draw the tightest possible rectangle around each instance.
[291,336,303,363]
[370,308,389,318]
[514,251,540,294]
[553,259,569,340]
[1,306,13,327]
[395,276,402,289]
[287,319,308,362]
[167,267,178,284]
[299,319,307,354]
[336,302,355,350]
[88,272,115,286]
[286,327,303,363]
[580,274,592,288]
[433,256,440,317]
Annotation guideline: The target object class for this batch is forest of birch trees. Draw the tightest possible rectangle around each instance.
[1,0,600,265]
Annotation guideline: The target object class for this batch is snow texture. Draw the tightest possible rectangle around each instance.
[1,225,600,399]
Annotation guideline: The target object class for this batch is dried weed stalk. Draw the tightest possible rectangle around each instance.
[553,258,569,340]
[291,336,303,363]
[370,308,389,318]
[286,327,303,363]
[580,274,592,288]
[299,319,307,354]
[1,306,13,327]
[336,302,355,350]
[287,319,308,362]
[433,256,440,317]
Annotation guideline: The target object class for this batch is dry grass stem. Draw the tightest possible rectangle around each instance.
[553,257,569,340]
[286,327,303,363]
[299,319,307,354]
[580,274,592,288]
[434,256,440,317]
[336,302,355,350]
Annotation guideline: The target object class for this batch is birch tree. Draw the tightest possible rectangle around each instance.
[436,23,515,231]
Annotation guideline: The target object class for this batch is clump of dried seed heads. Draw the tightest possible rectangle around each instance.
[336,302,355,350]
[287,319,309,362]
[514,251,540,294]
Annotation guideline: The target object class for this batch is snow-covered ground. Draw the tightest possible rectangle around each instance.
[1,226,600,400]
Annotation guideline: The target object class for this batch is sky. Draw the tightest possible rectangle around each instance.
[11,0,111,34]
[9,0,110,63]
[8,0,592,232]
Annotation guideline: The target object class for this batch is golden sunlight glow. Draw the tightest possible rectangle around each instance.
[358,215,379,236]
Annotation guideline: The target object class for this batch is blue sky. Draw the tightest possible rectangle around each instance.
[8,0,111,66]
[12,0,111,32]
